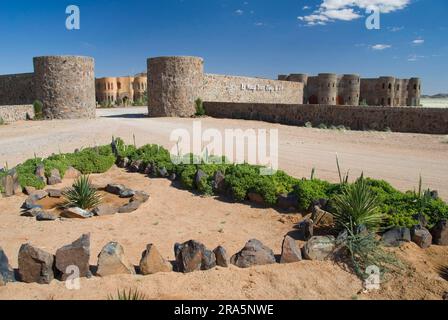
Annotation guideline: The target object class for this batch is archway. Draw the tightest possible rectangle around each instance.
[336,96,344,105]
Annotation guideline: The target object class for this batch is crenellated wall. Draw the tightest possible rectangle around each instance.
[0,73,35,106]
[203,102,448,134]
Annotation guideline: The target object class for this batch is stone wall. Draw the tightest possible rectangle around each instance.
[0,73,35,106]
[201,74,303,104]
[34,56,96,120]
[0,105,34,123]
[204,102,448,134]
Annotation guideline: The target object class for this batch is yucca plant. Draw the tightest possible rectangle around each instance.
[108,289,147,300]
[332,177,384,233]
[62,175,102,209]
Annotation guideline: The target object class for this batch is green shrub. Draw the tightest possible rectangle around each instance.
[293,179,332,211]
[108,289,147,300]
[15,158,46,189]
[62,175,102,209]
[0,117,5,125]
[195,98,205,116]
[318,123,327,129]
[65,149,115,174]
[332,178,384,233]
[305,121,313,128]
[33,100,43,120]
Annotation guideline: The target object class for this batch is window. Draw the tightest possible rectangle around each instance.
[388,83,392,90]
[118,82,121,90]
[382,83,385,89]
[397,85,400,91]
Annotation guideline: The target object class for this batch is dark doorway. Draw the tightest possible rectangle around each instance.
[308,95,318,104]
[336,96,344,105]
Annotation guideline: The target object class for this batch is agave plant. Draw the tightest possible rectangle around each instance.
[108,289,147,300]
[62,175,102,209]
[332,177,384,233]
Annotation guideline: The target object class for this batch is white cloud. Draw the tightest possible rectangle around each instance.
[254,22,265,27]
[412,39,424,45]
[235,9,244,15]
[408,54,424,61]
[298,0,410,26]
[371,44,391,50]
[303,6,311,10]
[388,26,404,32]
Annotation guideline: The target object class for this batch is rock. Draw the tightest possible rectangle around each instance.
[212,171,226,193]
[24,186,36,195]
[1,174,14,197]
[0,247,15,285]
[35,164,46,183]
[118,200,142,213]
[280,235,302,263]
[302,236,336,261]
[168,173,177,181]
[299,219,314,241]
[47,169,62,185]
[22,197,43,211]
[277,193,298,210]
[195,170,207,189]
[247,192,265,205]
[312,198,329,210]
[139,244,172,275]
[413,213,428,228]
[64,166,81,179]
[24,207,45,217]
[143,164,152,175]
[430,190,439,200]
[22,190,48,210]
[92,204,118,216]
[311,206,334,226]
[119,188,136,198]
[18,244,55,284]
[230,239,276,268]
[129,160,143,173]
[117,157,130,169]
[47,189,62,198]
[131,191,150,203]
[96,242,135,277]
[411,225,432,249]
[62,207,94,219]
[431,219,448,246]
[55,234,91,280]
[175,240,216,273]
[105,184,126,195]
[443,291,448,301]
[382,227,411,247]
[158,167,168,177]
[30,190,49,200]
[213,246,229,268]
[36,211,57,221]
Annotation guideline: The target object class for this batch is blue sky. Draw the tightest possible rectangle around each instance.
[0,0,446,94]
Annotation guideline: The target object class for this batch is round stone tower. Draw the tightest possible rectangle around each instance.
[407,77,421,106]
[378,76,396,106]
[318,73,338,105]
[287,74,308,104]
[33,56,96,119]
[147,56,204,117]
[341,74,360,106]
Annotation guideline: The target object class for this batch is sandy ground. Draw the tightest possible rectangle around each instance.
[0,167,447,300]
[0,107,447,200]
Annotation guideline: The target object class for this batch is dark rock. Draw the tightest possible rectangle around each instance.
[131,191,150,203]
[117,157,130,169]
[302,236,336,261]
[247,192,265,205]
[174,240,216,273]
[312,198,329,210]
[411,225,432,249]
[96,242,135,277]
[277,193,298,210]
[280,235,302,263]
[212,171,226,193]
[311,206,334,226]
[36,212,57,221]
[129,160,143,173]
[64,166,81,179]
[29,190,48,201]
[230,239,276,268]
[413,213,428,228]
[0,247,15,285]
[431,219,448,246]
[22,198,43,211]
[143,164,152,175]
[92,204,118,216]
[213,246,229,268]
[62,207,94,219]
[47,189,62,198]
[18,244,55,284]
[430,190,439,200]
[119,188,136,198]
[105,184,126,195]
[1,171,20,197]
[55,234,91,280]
[35,164,46,183]
[382,227,411,247]
[47,169,62,185]
[139,244,172,275]
[299,219,314,241]
[24,207,45,217]
[168,173,177,181]
[158,167,168,177]
[443,292,448,301]
[195,170,207,189]
[118,200,142,213]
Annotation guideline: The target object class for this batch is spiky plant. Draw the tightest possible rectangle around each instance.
[62,175,102,209]
[108,289,147,300]
[332,177,384,233]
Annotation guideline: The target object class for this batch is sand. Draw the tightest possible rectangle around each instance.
[0,167,447,300]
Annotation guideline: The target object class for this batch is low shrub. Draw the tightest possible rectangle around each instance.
[293,179,332,211]
[62,175,102,209]
[0,117,5,125]
[33,100,43,120]
[195,98,205,116]
[305,121,313,128]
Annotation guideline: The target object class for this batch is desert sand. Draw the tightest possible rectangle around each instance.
[0,167,447,300]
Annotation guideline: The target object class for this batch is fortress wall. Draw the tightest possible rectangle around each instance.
[201,74,303,104]
[203,102,448,134]
[0,73,35,106]
[0,105,34,123]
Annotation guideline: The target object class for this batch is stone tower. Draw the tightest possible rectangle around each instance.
[341,74,360,106]
[33,56,96,119]
[407,78,421,106]
[147,56,204,117]
[317,73,338,105]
